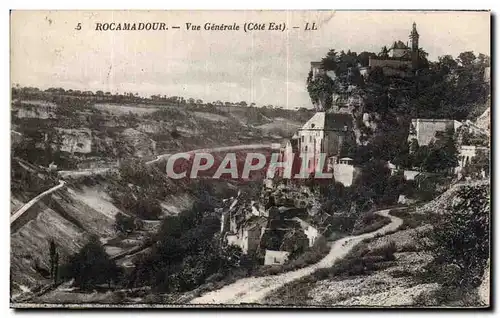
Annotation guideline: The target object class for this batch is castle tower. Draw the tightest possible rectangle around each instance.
[409,22,419,69]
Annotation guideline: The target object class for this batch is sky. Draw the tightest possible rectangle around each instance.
[11,10,490,109]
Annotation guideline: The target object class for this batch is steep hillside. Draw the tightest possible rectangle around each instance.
[11,100,311,170]
[10,180,198,300]
[265,181,490,307]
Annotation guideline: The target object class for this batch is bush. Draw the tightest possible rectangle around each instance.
[369,241,397,261]
[352,212,391,235]
[389,208,437,230]
[60,236,122,290]
[114,213,136,235]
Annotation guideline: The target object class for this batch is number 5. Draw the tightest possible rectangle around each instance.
[75,23,81,30]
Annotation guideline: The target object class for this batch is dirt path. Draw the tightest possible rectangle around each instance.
[57,143,281,177]
[189,208,404,305]
[10,180,66,225]
[146,143,281,164]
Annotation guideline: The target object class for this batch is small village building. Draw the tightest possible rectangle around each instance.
[225,216,268,255]
[292,217,320,247]
[264,250,290,266]
[408,119,462,146]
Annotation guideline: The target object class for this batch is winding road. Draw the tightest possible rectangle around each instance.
[189,208,404,305]
[10,180,66,225]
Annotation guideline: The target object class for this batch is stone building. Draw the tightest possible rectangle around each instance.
[408,118,462,146]
[264,250,290,266]
[296,112,355,176]
[330,157,360,187]
[223,212,268,255]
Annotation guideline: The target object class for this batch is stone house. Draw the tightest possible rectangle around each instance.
[408,118,462,146]
[221,199,269,255]
[264,250,290,266]
[291,217,320,247]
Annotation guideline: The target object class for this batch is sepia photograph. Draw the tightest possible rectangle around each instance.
[9,10,491,308]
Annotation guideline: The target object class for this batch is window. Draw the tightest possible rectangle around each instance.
[309,136,312,142]
[343,125,348,131]
[305,145,308,152]
[311,124,315,128]
[301,136,304,142]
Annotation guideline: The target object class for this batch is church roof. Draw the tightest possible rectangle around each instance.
[299,112,354,132]
[391,40,409,50]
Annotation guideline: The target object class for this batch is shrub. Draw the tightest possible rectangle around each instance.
[369,241,397,261]
[352,212,391,235]
[114,213,136,235]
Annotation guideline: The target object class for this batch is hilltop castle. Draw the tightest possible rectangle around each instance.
[368,22,420,76]
[310,22,421,81]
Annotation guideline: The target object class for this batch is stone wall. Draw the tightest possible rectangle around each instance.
[333,163,359,187]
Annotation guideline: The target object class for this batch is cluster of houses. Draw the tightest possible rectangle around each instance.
[219,186,324,265]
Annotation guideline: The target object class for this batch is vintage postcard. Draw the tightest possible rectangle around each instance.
[10,10,491,308]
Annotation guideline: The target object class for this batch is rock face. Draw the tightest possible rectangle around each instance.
[14,105,56,119]
[475,106,490,135]
[120,128,157,158]
[55,128,92,154]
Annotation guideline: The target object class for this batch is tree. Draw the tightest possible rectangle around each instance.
[61,236,122,290]
[358,51,377,67]
[353,159,391,208]
[378,46,389,58]
[321,49,339,70]
[477,53,491,67]
[438,55,458,73]
[457,51,477,66]
[49,240,59,284]
[306,73,336,111]
[423,128,458,173]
